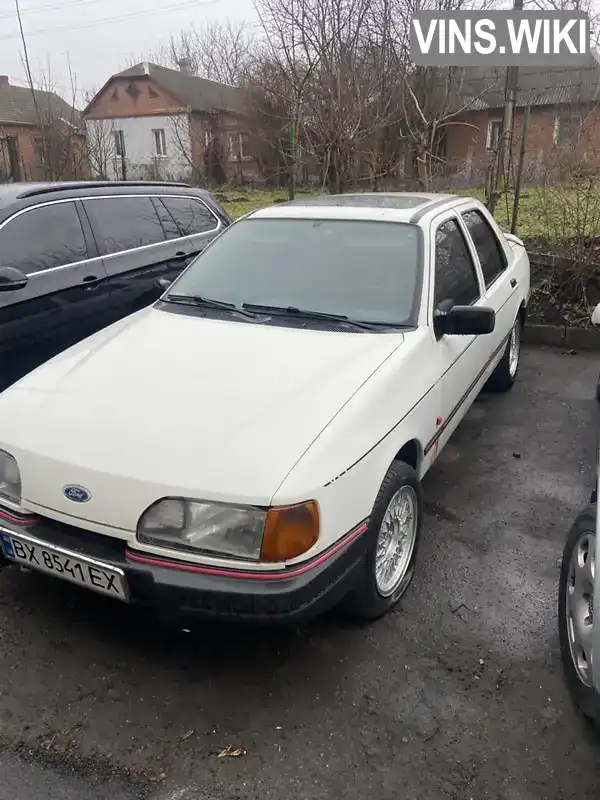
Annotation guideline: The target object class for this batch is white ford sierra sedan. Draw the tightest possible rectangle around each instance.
[0,192,530,625]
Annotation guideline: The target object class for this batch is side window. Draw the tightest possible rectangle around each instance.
[461,209,508,288]
[83,197,166,255]
[0,201,87,275]
[160,196,218,236]
[434,218,480,308]
[152,198,181,240]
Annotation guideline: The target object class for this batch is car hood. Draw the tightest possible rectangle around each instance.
[0,307,404,532]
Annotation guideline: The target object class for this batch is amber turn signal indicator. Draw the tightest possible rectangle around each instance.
[261,501,320,562]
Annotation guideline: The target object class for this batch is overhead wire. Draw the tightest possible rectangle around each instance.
[0,0,125,22]
[0,0,219,40]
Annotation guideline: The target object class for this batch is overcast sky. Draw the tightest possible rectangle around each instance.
[0,0,257,104]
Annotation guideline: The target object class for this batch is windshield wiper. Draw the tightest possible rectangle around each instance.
[241,303,401,331]
[163,294,257,318]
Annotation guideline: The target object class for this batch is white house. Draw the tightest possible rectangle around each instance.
[83,60,256,183]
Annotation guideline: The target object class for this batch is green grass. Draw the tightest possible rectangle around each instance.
[218,186,600,242]
[218,188,319,220]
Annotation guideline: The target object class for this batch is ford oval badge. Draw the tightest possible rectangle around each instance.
[63,485,91,503]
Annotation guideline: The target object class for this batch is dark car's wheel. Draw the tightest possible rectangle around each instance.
[558,503,600,728]
[486,315,522,393]
[343,461,422,621]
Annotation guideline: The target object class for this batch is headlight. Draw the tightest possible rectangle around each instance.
[137,499,267,560]
[137,498,319,562]
[0,450,21,506]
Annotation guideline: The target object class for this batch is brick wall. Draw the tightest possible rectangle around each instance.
[445,103,600,181]
[0,123,39,180]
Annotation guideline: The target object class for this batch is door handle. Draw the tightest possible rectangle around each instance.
[510,278,517,288]
[82,275,101,290]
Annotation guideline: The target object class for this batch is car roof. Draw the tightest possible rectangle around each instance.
[0,181,211,210]
[247,192,465,224]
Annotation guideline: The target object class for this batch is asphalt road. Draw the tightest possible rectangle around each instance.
[0,344,599,800]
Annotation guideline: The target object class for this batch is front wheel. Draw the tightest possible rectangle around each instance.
[558,503,600,728]
[486,315,522,393]
[343,460,422,621]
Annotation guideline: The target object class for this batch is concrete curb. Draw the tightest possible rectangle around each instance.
[524,323,600,351]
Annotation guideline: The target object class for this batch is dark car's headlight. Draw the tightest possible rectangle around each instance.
[0,450,21,506]
[137,498,319,562]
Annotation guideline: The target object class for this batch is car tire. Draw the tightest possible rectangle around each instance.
[485,315,522,393]
[558,503,600,729]
[342,460,422,621]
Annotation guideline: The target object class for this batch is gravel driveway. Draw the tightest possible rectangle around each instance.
[0,344,599,799]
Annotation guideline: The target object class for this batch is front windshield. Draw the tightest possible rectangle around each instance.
[167,218,422,326]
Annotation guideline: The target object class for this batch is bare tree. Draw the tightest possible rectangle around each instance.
[167,19,256,86]
[29,64,87,181]
[251,0,411,195]
[83,90,116,180]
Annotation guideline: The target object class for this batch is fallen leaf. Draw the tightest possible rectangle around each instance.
[218,745,246,758]
[180,730,195,742]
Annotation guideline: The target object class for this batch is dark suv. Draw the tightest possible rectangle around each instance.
[0,181,232,390]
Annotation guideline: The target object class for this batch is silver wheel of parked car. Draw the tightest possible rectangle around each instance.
[374,485,418,597]
[566,531,596,688]
[508,319,521,378]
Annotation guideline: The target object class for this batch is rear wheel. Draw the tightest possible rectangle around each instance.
[486,315,522,393]
[343,461,422,620]
[558,503,600,728]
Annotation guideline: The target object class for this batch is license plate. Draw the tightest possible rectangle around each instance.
[0,530,129,602]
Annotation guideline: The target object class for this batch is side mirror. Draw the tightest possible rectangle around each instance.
[154,277,172,292]
[0,266,28,292]
[435,304,495,336]
[592,302,600,328]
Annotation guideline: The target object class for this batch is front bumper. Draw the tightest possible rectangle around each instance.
[0,509,369,626]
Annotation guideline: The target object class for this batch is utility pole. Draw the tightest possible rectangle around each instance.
[289,118,296,201]
[489,0,523,213]
[15,0,48,176]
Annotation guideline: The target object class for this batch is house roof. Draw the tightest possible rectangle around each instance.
[453,53,600,112]
[111,62,245,114]
[0,81,79,126]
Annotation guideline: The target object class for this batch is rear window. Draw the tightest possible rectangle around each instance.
[167,218,422,326]
[160,196,218,236]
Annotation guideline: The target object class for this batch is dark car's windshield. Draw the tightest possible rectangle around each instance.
[166,218,422,326]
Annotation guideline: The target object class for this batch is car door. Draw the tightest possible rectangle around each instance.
[428,211,489,456]
[81,194,175,323]
[0,200,110,388]
[460,205,520,356]
[81,194,224,323]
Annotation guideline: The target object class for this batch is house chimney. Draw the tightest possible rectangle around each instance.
[0,76,9,87]
[177,58,193,75]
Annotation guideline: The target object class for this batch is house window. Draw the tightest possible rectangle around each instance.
[486,119,503,150]
[125,82,140,99]
[554,113,582,146]
[229,132,250,160]
[153,129,167,157]
[34,137,45,166]
[114,129,125,157]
